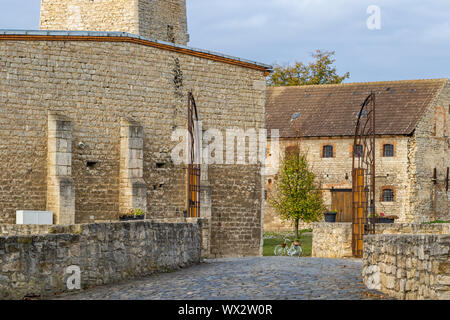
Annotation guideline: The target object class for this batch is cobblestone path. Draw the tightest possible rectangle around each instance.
[53,257,389,300]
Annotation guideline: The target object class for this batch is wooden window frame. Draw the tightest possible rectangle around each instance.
[380,186,396,202]
[379,140,397,158]
[321,144,335,158]
[383,144,395,157]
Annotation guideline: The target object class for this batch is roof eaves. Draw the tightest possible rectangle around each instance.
[0,29,273,71]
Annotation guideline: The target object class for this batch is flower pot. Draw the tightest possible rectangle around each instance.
[119,216,145,221]
[324,212,337,223]
[376,217,395,224]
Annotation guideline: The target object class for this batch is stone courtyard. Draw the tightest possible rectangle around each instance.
[52,257,389,300]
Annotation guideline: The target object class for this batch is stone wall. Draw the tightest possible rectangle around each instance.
[148,217,211,258]
[0,224,51,236]
[312,222,450,259]
[312,223,353,258]
[0,220,202,299]
[409,82,449,222]
[40,0,189,45]
[40,0,140,35]
[0,36,266,257]
[363,234,450,300]
[265,136,412,232]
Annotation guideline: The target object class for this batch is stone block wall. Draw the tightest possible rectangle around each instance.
[363,234,450,300]
[0,220,202,299]
[40,0,140,36]
[40,0,189,45]
[148,217,211,258]
[409,81,449,222]
[265,136,412,232]
[312,223,353,258]
[312,222,450,259]
[0,36,266,258]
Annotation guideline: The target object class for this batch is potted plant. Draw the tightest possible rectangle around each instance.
[324,210,338,223]
[367,212,396,224]
[119,209,146,221]
[132,209,146,220]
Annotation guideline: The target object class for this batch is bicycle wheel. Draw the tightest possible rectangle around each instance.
[288,245,302,257]
[274,245,284,256]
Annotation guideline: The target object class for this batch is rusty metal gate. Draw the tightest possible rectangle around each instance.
[352,92,376,258]
[187,92,201,218]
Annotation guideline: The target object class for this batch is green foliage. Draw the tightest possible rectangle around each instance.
[423,220,450,224]
[124,209,146,218]
[268,150,325,237]
[267,50,350,87]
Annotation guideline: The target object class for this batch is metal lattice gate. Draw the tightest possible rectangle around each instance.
[352,92,376,258]
[187,92,201,218]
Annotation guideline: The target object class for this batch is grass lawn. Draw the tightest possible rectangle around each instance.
[424,220,450,224]
[263,230,313,257]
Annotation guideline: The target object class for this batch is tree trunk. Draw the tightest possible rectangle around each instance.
[294,219,299,239]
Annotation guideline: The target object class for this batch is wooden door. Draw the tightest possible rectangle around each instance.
[331,189,353,222]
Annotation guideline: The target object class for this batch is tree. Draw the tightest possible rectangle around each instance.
[268,148,325,239]
[267,50,350,87]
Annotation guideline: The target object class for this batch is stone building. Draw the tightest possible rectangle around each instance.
[265,79,450,231]
[0,0,271,257]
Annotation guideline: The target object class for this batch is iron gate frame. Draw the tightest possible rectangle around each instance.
[187,92,201,218]
[352,92,376,258]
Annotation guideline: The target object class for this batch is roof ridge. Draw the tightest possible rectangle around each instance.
[268,78,448,89]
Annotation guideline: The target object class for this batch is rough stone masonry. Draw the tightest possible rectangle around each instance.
[0,220,202,300]
[0,0,271,258]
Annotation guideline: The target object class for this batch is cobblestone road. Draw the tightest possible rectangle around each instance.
[53,257,389,300]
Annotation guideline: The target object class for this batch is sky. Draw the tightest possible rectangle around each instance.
[0,0,449,83]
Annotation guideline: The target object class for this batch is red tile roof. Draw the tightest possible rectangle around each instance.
[266,79,447,138]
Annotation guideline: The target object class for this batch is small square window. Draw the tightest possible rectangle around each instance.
[354,145,363,157]
[382,189,395,202]
[383,144,394,157]
[323,145,334,158]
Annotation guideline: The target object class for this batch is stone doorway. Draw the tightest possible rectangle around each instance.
[331,189,353,222]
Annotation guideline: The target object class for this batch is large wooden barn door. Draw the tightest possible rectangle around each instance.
[331,189,353,222]
[187,92,201,218]
[352,92,376,258]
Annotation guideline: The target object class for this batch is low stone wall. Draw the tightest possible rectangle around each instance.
[0,220,202,299]
[363,234,450,300]
[312,222,450,259]
[148,217,211,258]
[312,223,353,258]
[0,224,51,236]
[376,223,450,235]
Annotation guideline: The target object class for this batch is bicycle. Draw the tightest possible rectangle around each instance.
[274,238,302,257]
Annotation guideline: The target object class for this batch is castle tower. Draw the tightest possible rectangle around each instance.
[40,0,189,45]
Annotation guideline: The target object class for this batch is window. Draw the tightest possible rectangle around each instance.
[383,144,394,157]
[323,145,334,158]
[382,189,395,202]
[354,145,363,158]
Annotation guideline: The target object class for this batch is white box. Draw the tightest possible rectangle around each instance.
[16,211,53,225]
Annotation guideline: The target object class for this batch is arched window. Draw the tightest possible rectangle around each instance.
[383,144,394,157]
[323,145,334,158]
[382,189,395,202]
